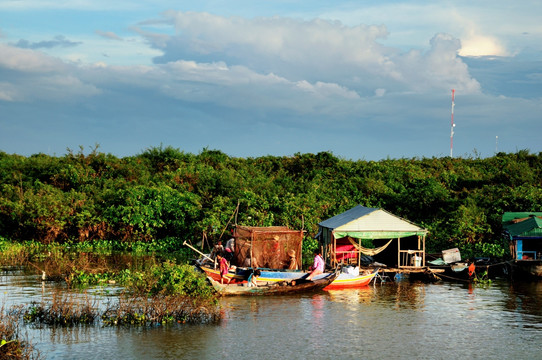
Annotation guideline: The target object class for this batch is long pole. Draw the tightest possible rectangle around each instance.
[183,240,215,263]
[450,89,455,158]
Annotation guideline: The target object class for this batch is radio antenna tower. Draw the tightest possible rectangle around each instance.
[450,89,455,158]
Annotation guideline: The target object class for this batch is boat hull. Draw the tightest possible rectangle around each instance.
[208,272,339,296]
[323,269,378,289]
[197,264,378,289]
[512,260,542,278]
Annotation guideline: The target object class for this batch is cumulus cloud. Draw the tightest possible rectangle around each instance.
[451,13,509,57]
[395,33,481,93]
[0,43,99,101]
[140,12,478,96]
[0,43,66,72]
[0,11,482,117]
[459,34,508,57]
[146,12,391,79]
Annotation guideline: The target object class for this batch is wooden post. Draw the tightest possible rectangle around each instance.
[358,238,361,267]
[397,237,401,268]
[423,235,426,266]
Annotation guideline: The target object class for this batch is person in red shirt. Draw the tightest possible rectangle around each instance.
[218,255,231,284]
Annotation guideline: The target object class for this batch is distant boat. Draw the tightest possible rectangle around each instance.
[207,271,339,296]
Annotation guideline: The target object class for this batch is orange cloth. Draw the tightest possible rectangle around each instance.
[468,263,475,277]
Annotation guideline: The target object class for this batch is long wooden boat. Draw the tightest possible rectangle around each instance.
[208,271,339,296]
[323,268,379,289]
[197,264,378,289]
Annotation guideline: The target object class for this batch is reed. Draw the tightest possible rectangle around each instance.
[0,304,41,360]
[101,293,221,326]
[22,289,220,327]
[23,290,97,326]
[0,240,30,266]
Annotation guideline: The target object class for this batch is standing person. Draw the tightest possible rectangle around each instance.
[225,236,235,264]
[225,236,235,252]
[209,241,225,261]
[307,249,324,280]
[218,255,231,284]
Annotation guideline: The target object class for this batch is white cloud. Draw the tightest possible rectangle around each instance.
[0,43,66,72]
[145,11,479,96]
[0,43,100,101]
[459,35,508,57]
[454,15,509,57]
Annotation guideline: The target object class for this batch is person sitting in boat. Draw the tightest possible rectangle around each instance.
[243,256,259,268]
[209,241,225,261]
[306,249,324,281]
[247,269,261,287]
[218,254,231,284]
[287,249,299,270]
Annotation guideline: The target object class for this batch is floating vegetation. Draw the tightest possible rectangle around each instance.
[473,270,492,285]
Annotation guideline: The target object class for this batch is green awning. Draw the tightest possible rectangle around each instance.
[333,231,426,239]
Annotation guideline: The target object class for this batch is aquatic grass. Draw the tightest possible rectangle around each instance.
[20,289,220,328]
[0,238,31,266]
[101,293,220,326]
[23,290,97,326]
[0,304,42,360]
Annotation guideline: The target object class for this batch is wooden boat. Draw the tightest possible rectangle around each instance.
[323,268,379,289]
[197,263,249,284]
[197,263,377,289]
[208,271,339,296]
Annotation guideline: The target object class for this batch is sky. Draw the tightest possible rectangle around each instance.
[0,0,541,160]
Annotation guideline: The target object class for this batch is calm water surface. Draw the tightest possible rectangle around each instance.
[2,268,542,360]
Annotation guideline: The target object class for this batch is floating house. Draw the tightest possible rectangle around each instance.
[316,205,428,269]
[502,212,542,278]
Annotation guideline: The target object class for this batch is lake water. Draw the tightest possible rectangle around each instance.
[2,268,542,360]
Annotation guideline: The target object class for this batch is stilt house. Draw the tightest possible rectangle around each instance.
[316,205,428,268]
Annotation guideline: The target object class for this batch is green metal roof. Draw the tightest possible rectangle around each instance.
[502,212,542,238]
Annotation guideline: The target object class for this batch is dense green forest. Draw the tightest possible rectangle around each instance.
[1,146,541,258]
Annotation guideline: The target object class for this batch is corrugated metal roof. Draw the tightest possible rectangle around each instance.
[318,205,378,230]
[318,205,425,233]
[503,215,542,237]
[502,212,542,224]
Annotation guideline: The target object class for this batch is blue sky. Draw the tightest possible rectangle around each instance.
[1,1,541,160]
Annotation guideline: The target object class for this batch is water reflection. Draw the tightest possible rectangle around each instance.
[3,268,542,359]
